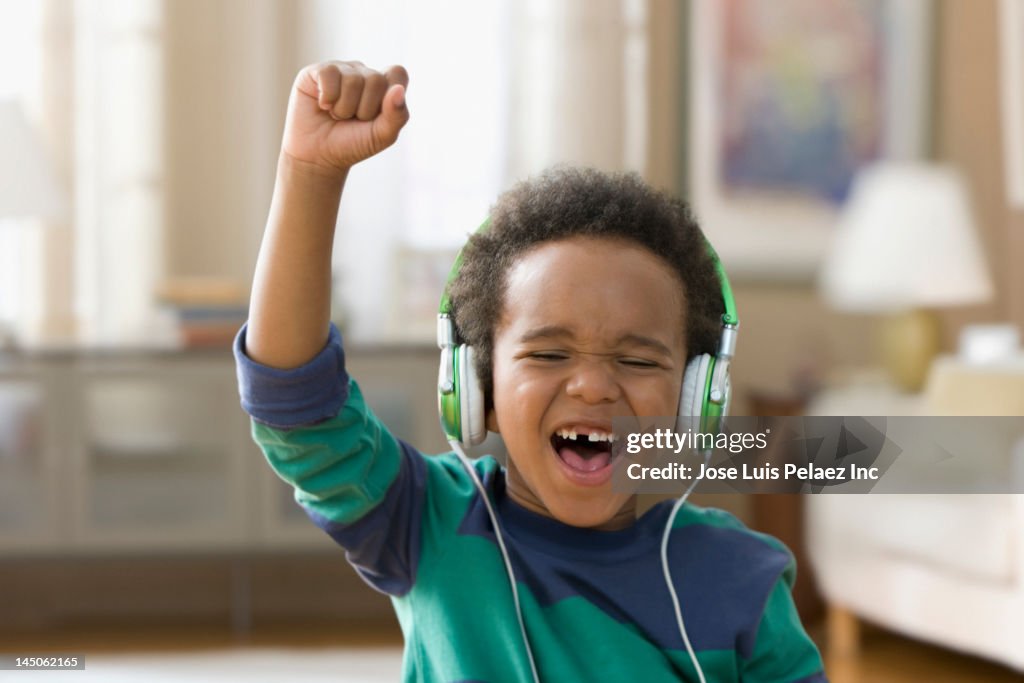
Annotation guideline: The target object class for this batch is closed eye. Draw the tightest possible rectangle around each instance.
[530,352,570,361]
[619,357,660,368]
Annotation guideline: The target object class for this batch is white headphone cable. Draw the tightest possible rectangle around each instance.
[660,448,711,683]
[451,440,709,683]
[450,440,542,683]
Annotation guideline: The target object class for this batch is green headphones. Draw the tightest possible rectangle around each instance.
[437,220,739,447]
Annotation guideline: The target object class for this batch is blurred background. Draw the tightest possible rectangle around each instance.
[1,0,1023,681]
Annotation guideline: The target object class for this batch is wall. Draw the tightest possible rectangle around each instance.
[936,0,1024,339]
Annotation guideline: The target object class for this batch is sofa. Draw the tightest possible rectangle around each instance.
[805,356,1024,671]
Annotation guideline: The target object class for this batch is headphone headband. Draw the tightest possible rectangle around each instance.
[438,218,489,318]
[438,220,739,343]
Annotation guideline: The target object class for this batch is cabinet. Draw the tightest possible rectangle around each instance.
[72,355,251,551]
[0,343,456,557]
[0,371,55,552]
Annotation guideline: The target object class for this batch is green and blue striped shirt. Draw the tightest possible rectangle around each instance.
[234,323,827,682]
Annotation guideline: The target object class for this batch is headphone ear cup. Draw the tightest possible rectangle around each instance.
[678,354,712,433]
[438,347,460,443]
[458,345,487,446]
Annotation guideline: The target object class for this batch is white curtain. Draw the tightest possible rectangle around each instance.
[71,0,166,347]
[507,0,649,178]
[309,0,656,342]
[0,1,46,338]
[0,0,168,347]
[17,0,289,348]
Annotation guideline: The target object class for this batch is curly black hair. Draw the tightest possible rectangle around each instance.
[447,165,725,409]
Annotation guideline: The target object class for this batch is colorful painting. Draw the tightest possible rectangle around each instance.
[719,0,885,204]
[689,0,932,280]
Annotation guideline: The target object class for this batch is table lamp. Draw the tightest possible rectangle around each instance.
[819,163,993,392]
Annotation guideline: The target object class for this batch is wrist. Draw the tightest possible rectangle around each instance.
[278,150,350,187]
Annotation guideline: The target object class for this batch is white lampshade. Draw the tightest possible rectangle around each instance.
[0,99,65,221]
[820,163,993,312]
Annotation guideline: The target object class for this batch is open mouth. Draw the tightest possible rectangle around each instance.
[550,428,618,474]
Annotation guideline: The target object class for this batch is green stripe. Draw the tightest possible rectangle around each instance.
[742,578,825,681]
[528,595,739,682]
[251,380,402,525]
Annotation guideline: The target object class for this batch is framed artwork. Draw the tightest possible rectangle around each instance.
[689,0,933,281]
[1001,0,1024,208]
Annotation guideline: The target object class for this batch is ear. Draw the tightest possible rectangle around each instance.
[485,406,500,434]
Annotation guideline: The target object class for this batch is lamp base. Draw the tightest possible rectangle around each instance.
[879,309,940,393]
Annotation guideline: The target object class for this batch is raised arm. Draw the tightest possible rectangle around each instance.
[234,62,427,596]
[246,60,409,368]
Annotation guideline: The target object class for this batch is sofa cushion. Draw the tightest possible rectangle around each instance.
[840,494,1015,584]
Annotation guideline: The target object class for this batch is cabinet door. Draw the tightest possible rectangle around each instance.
[70,357,250,552]
[0,377,57,551]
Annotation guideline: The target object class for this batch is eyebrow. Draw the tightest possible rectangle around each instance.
[518,325,675,357]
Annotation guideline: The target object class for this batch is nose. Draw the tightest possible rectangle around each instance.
[565,357,621,404]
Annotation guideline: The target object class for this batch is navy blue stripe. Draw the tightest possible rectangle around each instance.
[458,484,790,656]
[233,322,349,429]
[303,440,427,597]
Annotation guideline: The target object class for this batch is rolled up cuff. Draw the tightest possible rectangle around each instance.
[232,322,349,429]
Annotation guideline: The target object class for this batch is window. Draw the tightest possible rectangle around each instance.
[310,0,648,342]
[0,0,43,331]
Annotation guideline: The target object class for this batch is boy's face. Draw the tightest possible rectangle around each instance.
[487,236,687,529]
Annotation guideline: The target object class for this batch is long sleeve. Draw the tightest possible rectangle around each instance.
[233,322,427,596]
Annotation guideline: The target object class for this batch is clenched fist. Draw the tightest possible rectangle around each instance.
[281,60,409,177]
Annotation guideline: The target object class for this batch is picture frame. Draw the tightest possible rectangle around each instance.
[1001,0,1024,208]
[689,0,934,282]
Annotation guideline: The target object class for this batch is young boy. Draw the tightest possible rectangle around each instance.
[234,60,827,682]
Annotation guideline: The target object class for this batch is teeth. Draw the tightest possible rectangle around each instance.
[556,428,618,442]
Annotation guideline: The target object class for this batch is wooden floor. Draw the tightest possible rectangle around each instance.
[821,628,1024,682]
[2,620,1022,681]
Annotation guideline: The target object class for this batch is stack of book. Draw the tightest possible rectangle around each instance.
[156,278,248,349]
